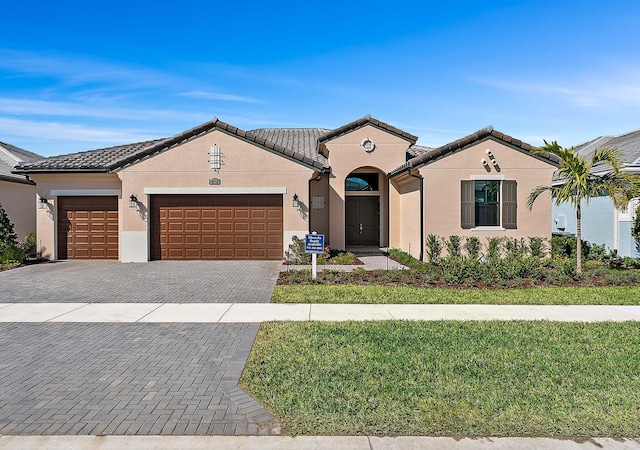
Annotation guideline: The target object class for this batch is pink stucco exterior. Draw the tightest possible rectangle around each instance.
[0,180,37,241]
[20,117,557,262]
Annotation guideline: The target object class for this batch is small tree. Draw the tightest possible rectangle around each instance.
[0,202,18,253]
[527,141,640,274]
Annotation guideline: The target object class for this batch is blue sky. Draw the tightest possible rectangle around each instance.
[2,0,640,156]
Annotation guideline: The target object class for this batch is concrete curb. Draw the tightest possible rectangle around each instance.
[0,435,639,449]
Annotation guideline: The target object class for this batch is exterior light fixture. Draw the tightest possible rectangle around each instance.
[481,159,489,166]
[38,196,48,209]
[486,149,493,157]
[292,193,299,208]
[129,193,138,208]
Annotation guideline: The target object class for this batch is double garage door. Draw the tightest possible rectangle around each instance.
[57,194,283,260]
[150,194,283,260]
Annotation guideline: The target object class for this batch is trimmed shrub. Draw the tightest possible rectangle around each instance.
[463,236,482,260]
[445,235,462,257]
[425,234,442,264]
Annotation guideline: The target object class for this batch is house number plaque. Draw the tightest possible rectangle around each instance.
[209,178,221,185]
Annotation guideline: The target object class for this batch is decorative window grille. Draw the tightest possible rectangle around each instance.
[208,145,223,172]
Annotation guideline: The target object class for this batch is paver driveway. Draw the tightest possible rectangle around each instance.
[0,260,282,436]
[0,260,280,303]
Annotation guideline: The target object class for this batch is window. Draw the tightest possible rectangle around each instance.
[461,180,517,229]
[346,173,379,191]
[475,181,500,226]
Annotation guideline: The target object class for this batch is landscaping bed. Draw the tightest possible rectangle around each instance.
[241,321,640,437]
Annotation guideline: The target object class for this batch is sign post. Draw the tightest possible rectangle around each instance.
[304,232,325,280]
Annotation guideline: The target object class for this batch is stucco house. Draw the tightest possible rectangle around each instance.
[552,129,640,257]
[0,141,41,240]
[14,116,558,262]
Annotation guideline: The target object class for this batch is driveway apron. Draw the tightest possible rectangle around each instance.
[0,261,282,436]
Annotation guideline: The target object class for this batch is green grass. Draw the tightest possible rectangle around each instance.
[241,321,640,436]
[272,285,640,305]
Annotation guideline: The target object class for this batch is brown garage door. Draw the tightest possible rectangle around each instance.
[58,196,119,259]
[150,194,283,260]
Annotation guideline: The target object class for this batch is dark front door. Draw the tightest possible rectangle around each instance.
[346,196,380,246]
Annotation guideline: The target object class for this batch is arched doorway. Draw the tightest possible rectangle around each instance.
[345,170,382,246]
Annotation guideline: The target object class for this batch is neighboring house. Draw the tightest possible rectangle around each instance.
[552,129,640,257]
[14,116,558,262]
[0,141,41,240]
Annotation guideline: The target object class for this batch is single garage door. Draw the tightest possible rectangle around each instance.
[150,194,283,260]
[57,196,119,259]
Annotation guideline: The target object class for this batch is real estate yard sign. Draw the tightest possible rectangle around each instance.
[304,233,324,279]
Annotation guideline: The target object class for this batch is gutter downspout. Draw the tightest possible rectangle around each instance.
[407,164,424,261]
[308,171,324,233]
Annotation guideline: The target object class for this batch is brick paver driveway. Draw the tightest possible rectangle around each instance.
[0,260,282,436]
[0,260,280,303]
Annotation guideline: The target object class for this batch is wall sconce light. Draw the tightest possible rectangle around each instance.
[38,196,48,209]
[481,159,489,166]
[129,193,138,208]
[492,159,499,166]
[292,193,299,208]
[486,149,493,157]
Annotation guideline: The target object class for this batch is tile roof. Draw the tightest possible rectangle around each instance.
[246,128,330,167]
[406,144,432,158]
[14,139,167,173]
[388,126,560,177]
[573,128,640,168]
[318,115,418,144]
[15,119,331,174]
[0,141,41,184]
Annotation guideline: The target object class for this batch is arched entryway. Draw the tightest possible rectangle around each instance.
[345,169,384,246]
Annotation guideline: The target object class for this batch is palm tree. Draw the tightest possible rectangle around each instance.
[527,141,640,274]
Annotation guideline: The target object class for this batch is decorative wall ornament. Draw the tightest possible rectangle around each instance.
[208,144,224,172]
[361,138,376,153]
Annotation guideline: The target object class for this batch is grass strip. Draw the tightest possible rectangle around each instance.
[272,285,640,305]
[241,321,640,436]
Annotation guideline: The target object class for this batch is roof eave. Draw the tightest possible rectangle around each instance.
[388,127,559,178]
[12,168,110,175]
[0,174,35,185]
[319,115,418,145]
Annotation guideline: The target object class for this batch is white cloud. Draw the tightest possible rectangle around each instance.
[0,117,162,146]
[470,72,640,108]
[179,91,265,104]
[0,97,206,122]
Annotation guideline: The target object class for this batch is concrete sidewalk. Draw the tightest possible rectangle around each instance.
[0,435,638,449]
[1,302,640,322]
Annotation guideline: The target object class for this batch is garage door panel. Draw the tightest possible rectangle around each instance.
[58,196,118,260]
[219,223,232,232]
[234,222,249,232]
[151,194,282,260]
[185,222,201,232]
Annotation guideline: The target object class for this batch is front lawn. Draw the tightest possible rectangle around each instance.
[272,285,640,305]
[241,321,640,437]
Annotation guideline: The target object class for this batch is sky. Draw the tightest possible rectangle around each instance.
[1,0,640,157]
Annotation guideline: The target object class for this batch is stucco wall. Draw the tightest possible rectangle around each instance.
[0,180,37,241]
[119,129,315,261]
[419,137,556,253]
[390,175,421,258]
[29,173,122,260]
[309,172,330,240]
[325,125,411,249]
